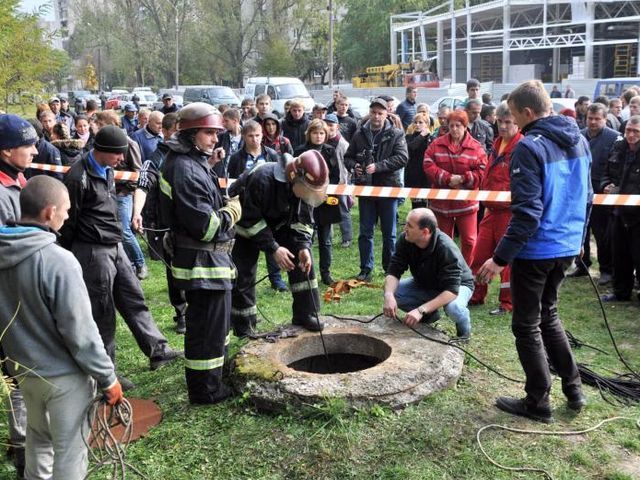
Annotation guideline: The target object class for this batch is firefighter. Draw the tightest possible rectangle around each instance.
[229,150,329,337]
[159,102,241,404]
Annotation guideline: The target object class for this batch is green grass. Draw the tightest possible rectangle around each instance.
[2,202,640,480]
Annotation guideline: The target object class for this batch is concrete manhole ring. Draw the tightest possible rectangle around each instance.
[232,315,464,411]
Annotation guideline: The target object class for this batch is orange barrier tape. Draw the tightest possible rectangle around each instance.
[29,163,640,206]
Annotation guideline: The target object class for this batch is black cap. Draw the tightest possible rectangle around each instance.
[94,125,129,154]
[162,93,173,100]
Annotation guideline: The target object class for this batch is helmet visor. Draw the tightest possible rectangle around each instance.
[292,179,328,208]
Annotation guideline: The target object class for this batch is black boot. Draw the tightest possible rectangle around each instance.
[496,396,553,423]
[320,271,334,286]
[293,314,325,332]
[175,315,186,335]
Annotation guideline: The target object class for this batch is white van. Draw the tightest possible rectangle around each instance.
[244,77,314,116]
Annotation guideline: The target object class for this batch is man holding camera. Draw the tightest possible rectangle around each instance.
[344,98,408,281]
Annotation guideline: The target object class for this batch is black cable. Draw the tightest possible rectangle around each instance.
[576,257,640,381]
[307,273,332,372]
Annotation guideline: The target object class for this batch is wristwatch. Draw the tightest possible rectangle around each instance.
[418,305,427,316]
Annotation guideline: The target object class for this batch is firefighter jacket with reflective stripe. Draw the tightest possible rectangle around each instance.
[159,148,236,291]
[229,162,314,254]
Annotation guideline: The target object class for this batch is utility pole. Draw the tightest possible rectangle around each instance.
[328,0,334,88]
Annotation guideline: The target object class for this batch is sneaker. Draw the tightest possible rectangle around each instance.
[270,278,289,292]
[495,396,554,423]
[355,270,372,282]
[340,240,351,248]
[117,374,136,392]
[136,264,149,280]
[567,391,587,412]
[175,315,186,335]
[600,293,629,302]
[321,272,334,286]
[292,315,325,332]
[598,272,612,286]
[149,349,184,371]
[489,306,509,316]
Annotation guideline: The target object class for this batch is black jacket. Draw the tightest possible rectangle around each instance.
[26,138,62,180]
[387,230,475,295]
[227,146,280,179]
[337,115,358,142]
[59,154,122,248]
[344,120,408,187]
[51,139,84,166]
[159,137,236,290]
[404,132,432,188]
[281,113,309,151]
[137,142,169,226]
[602,139,640,226]
[468,119,494,153]
[228,162,314,254]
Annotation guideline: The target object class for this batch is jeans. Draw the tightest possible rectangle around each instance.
[358,197,398,273]
[116,194,145,267]
[395,277,472,336]
[510,257,581,408]
[317,223,333,274]
[339,196,353,243]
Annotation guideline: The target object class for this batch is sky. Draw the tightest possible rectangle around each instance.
[18,0,55,20]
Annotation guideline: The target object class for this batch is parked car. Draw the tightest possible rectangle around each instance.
[152,89,185,110]
[132,86,154,93]
[136,92,158,109]
[183,85,241,108]
[550,98,577,114]
[348,97,371,118]
[244,77,314,116]
[429,96,465,113]
[593,78,640,101]
[105,93,133,111]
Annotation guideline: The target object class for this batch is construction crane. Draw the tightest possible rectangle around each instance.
[352,61,439,89]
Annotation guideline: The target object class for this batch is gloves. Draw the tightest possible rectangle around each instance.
[103,380,124,406]
[220,196,242,226]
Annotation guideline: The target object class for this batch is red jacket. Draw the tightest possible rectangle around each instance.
[423,132,487,217]
[482,132,523,210]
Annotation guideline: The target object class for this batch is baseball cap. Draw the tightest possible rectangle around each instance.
[124,103,138,112]
[162,93,173,100]
[370,97,387,110]
[324,113,339,124]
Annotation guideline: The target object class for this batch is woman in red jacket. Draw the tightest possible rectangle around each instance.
[423,110,487,266]
[469,101,523,314]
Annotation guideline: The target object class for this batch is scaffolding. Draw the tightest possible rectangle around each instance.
[390,0,640,83]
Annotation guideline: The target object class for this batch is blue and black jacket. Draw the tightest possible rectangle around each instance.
[493,115,592,264]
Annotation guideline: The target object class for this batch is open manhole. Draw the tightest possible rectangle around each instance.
[285,333,392,374]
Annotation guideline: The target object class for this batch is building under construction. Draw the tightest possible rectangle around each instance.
[390,0,640,83]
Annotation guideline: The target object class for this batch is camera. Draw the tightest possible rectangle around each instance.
[353,149,374,185]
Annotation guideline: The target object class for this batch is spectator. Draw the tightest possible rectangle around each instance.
[607,98,622,131]
[574,96,591,129]
[423,110,487,266]
[25,118,63,180]
[137,108,151,132]
[121,103,139,135]
[0,176,122,480]
[160,93,179,114]
[254,94,274,124]
[383,207,473,339]
[38,109,56,141]
[466,98,494,153]
[396,86,418,130]
[481,103,499,138]
[415,103,437,132]
[262,113,293,156]
[50,123,83,166]
[335,95,358,141]
[240,98,256,124]
[85,99,100,119]
[404,112,432,209]
[312,103,328,120]
[470,101,523,314]
[130,111,164,162]
[481,92,494,106]
[620,88,639,121]
[378,95,403,130]
[477,80,590,423]
[216,108,244,173]
[600,115,640,303]
[434,106,451,137]
[73,114,95,152]
[619,95,640,134]
[550,85,562,98]
[462,78,481,107]
[564,84,576,98]
[281,99,310,151]
[324,113,352,249]
[48,96,74,133]
[569,103,621,283]
[344,97,408,281]
[59,125,182,390]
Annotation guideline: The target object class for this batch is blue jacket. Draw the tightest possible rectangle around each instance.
[494,115,592,264]
[580,126,622,192]
[395,98,416,130]
[130,126,162,162]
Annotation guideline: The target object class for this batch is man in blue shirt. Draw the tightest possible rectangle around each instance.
[477,80,591,423]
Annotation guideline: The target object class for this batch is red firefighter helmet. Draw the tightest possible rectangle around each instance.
[177,102,224,132]
[285,150,329,191]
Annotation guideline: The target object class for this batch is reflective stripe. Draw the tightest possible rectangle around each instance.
[231,305,257,317]
[201,211,221,242]
[171,265,236,281]
[225,333,231,346]
[184,356,224,371]
[290,277,318,293]
[159,174,172,199]
[500,282,510,289]
[291,222,314,236]
[235,219,267,238]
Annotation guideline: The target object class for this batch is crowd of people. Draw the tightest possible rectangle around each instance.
[1,75,639,477]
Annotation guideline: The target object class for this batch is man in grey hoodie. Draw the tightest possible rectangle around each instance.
[0,175,123,480]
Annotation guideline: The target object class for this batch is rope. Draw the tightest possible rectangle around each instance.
[476,416,640,480]
[82,396,148,479]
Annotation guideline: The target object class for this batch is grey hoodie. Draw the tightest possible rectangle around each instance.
[0,225,116,388]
